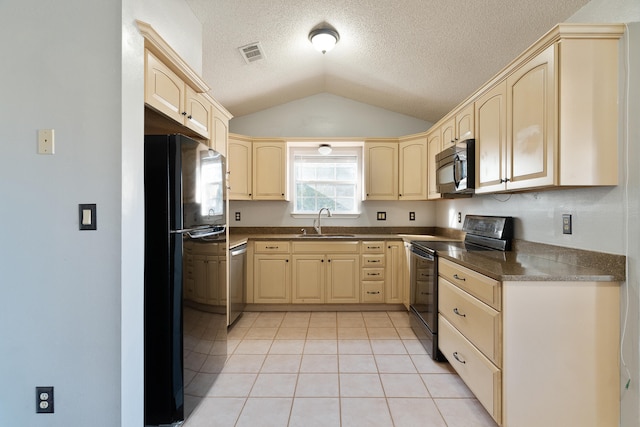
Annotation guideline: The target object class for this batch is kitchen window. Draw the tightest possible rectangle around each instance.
[291,146,362,215]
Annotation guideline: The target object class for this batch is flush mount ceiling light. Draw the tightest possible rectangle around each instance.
[318,144,332,155]
[309,27,340,54]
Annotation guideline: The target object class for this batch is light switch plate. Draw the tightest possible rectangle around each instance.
[79,204,97,230]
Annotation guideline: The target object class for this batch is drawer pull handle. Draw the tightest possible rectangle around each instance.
[265,246,279,249]
[453,352,466,364]
[453,274,466,281]
[367,246,381,250]
[367,291,381,294]
[453,308,466,317]
[367,273,380,276]
[368,260,381,263]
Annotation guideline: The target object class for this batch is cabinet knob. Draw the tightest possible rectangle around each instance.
[188,115,193,119]
[182,111,187,116]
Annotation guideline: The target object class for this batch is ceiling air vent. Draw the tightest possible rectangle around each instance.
[238,42,265,64]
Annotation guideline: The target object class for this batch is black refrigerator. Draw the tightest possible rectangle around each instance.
[144,134,225,426]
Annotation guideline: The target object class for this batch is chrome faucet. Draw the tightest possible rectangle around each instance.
[313,208,332,234]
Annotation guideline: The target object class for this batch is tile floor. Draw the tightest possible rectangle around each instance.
[182,309,498,427]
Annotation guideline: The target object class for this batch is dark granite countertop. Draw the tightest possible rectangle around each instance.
[227,228,625,283]
[438,240,625,282]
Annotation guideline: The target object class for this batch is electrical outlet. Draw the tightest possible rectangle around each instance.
[457,212,462,223]
[376,212,386,221]
[409,212,415,221]
[562,214,572,234]
[235,212,241,221]
[36,386,54,414]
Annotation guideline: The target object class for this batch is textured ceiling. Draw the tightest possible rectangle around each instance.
[185,0,589,122]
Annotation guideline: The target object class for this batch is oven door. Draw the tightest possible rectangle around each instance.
[409,244,442,360]
[410,245,436,332]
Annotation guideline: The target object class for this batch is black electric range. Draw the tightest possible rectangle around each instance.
[408,215,513,361]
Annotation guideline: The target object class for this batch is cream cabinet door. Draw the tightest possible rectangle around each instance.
[385,241,404,304]
[364,141,398,200]
[326,255,360,303]
[441,118,456,150]
[475,82,508,194]
[427,130,441,200]
[253,141,286,200]
[228,136,253,200]
[211,109,228,157]
[292,255,325,303]
[184,86,212,139]
[254,255,291,303]
[456,103,475,141]
[399,136,427,200]
[506,45,556,190]
[145,49,185,123]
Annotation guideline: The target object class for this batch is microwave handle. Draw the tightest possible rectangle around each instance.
[453,155,462,189]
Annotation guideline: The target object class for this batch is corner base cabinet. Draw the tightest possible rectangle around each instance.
[438,258,620,426]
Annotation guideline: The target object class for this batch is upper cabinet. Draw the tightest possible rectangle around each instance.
[253,140,287,200]
[441,103,475,150]
[475,82,508,193]
[139,20,232,147]
[399,134,428,200]
[455,103,475,142]
[473,25,622,193]
[144,48,212,140]
[364,140,398,200]
[228,134,253,200]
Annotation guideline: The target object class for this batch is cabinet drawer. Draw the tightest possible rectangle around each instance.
[292,241,359,253]
[362,241,385,253]
[439,278,502,366]
[439,258,501,310]
[362,282,384,302]
[439,315,502,425]
[362,268,384,280]
[254,241,290,253]
[362,254,385,267]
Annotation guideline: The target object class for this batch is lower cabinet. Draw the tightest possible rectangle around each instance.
[385,241,404,304]
[250,239,408,307]
[326,255,360,303]
[292,254,325,303]
[253,241,291,303]
[438,257,620,427]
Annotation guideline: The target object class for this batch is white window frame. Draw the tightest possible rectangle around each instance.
[289,143,363,217]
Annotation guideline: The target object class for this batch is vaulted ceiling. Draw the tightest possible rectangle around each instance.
[185,0,589,123]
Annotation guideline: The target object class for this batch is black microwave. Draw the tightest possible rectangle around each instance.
[435,139,475,195]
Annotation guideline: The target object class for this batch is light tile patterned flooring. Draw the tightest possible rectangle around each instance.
[182,309,498,427]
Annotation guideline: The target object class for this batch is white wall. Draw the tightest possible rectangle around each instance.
[230,200,436,228]
[0,0,201,426]
[0,1,122,426]
[230,92,432,138]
